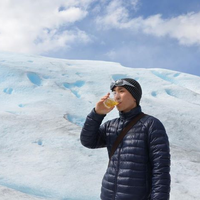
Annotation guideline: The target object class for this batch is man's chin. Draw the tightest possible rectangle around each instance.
[116,106,123,112]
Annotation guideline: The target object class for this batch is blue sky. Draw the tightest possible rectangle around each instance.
[0,0,200,76]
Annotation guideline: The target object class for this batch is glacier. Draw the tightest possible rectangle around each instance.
[0,51,200,199]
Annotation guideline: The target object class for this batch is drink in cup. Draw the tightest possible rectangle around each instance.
[103,97,118,108]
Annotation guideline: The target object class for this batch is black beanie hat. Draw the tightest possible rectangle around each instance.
[120,78,142,105]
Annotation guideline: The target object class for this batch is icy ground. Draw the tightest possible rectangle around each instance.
[0,51,200,199]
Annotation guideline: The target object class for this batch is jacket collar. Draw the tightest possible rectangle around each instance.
[119,106,142,120]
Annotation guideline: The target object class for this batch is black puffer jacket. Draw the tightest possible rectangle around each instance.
[80,106,170,200]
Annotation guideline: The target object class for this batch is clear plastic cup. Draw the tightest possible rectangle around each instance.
[103,97,118,108]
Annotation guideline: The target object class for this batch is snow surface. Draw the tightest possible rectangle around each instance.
[0,51,200,200]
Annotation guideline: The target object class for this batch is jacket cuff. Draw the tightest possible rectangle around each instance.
[89,108,106,121]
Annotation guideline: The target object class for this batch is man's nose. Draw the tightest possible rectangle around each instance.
[114,92,120,100]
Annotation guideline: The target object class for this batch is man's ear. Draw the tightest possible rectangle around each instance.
[132,98,137,105]
[133,97,136,102]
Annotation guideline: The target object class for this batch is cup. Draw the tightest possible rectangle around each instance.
[103,97,118,108]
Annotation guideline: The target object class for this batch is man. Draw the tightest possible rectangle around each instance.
[80,78,171,200]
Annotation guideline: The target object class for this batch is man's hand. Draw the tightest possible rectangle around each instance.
[95,93,115,115]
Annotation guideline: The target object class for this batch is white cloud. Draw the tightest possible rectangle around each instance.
[33,29,91,53]
[1,0,200,56]
[96,0,139,29]
[0,0,92,54]
[143,12,200,46]
[96,1,200,46]
[130,0,140,9]
[105,49,117,60]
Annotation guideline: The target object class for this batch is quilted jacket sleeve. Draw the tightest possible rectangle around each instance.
[80,108,107,149]
[147,117,171,200]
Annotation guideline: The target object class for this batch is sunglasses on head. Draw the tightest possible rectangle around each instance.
[110,79,135,90]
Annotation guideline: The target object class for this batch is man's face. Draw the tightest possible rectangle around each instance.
[113,86,137,112]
